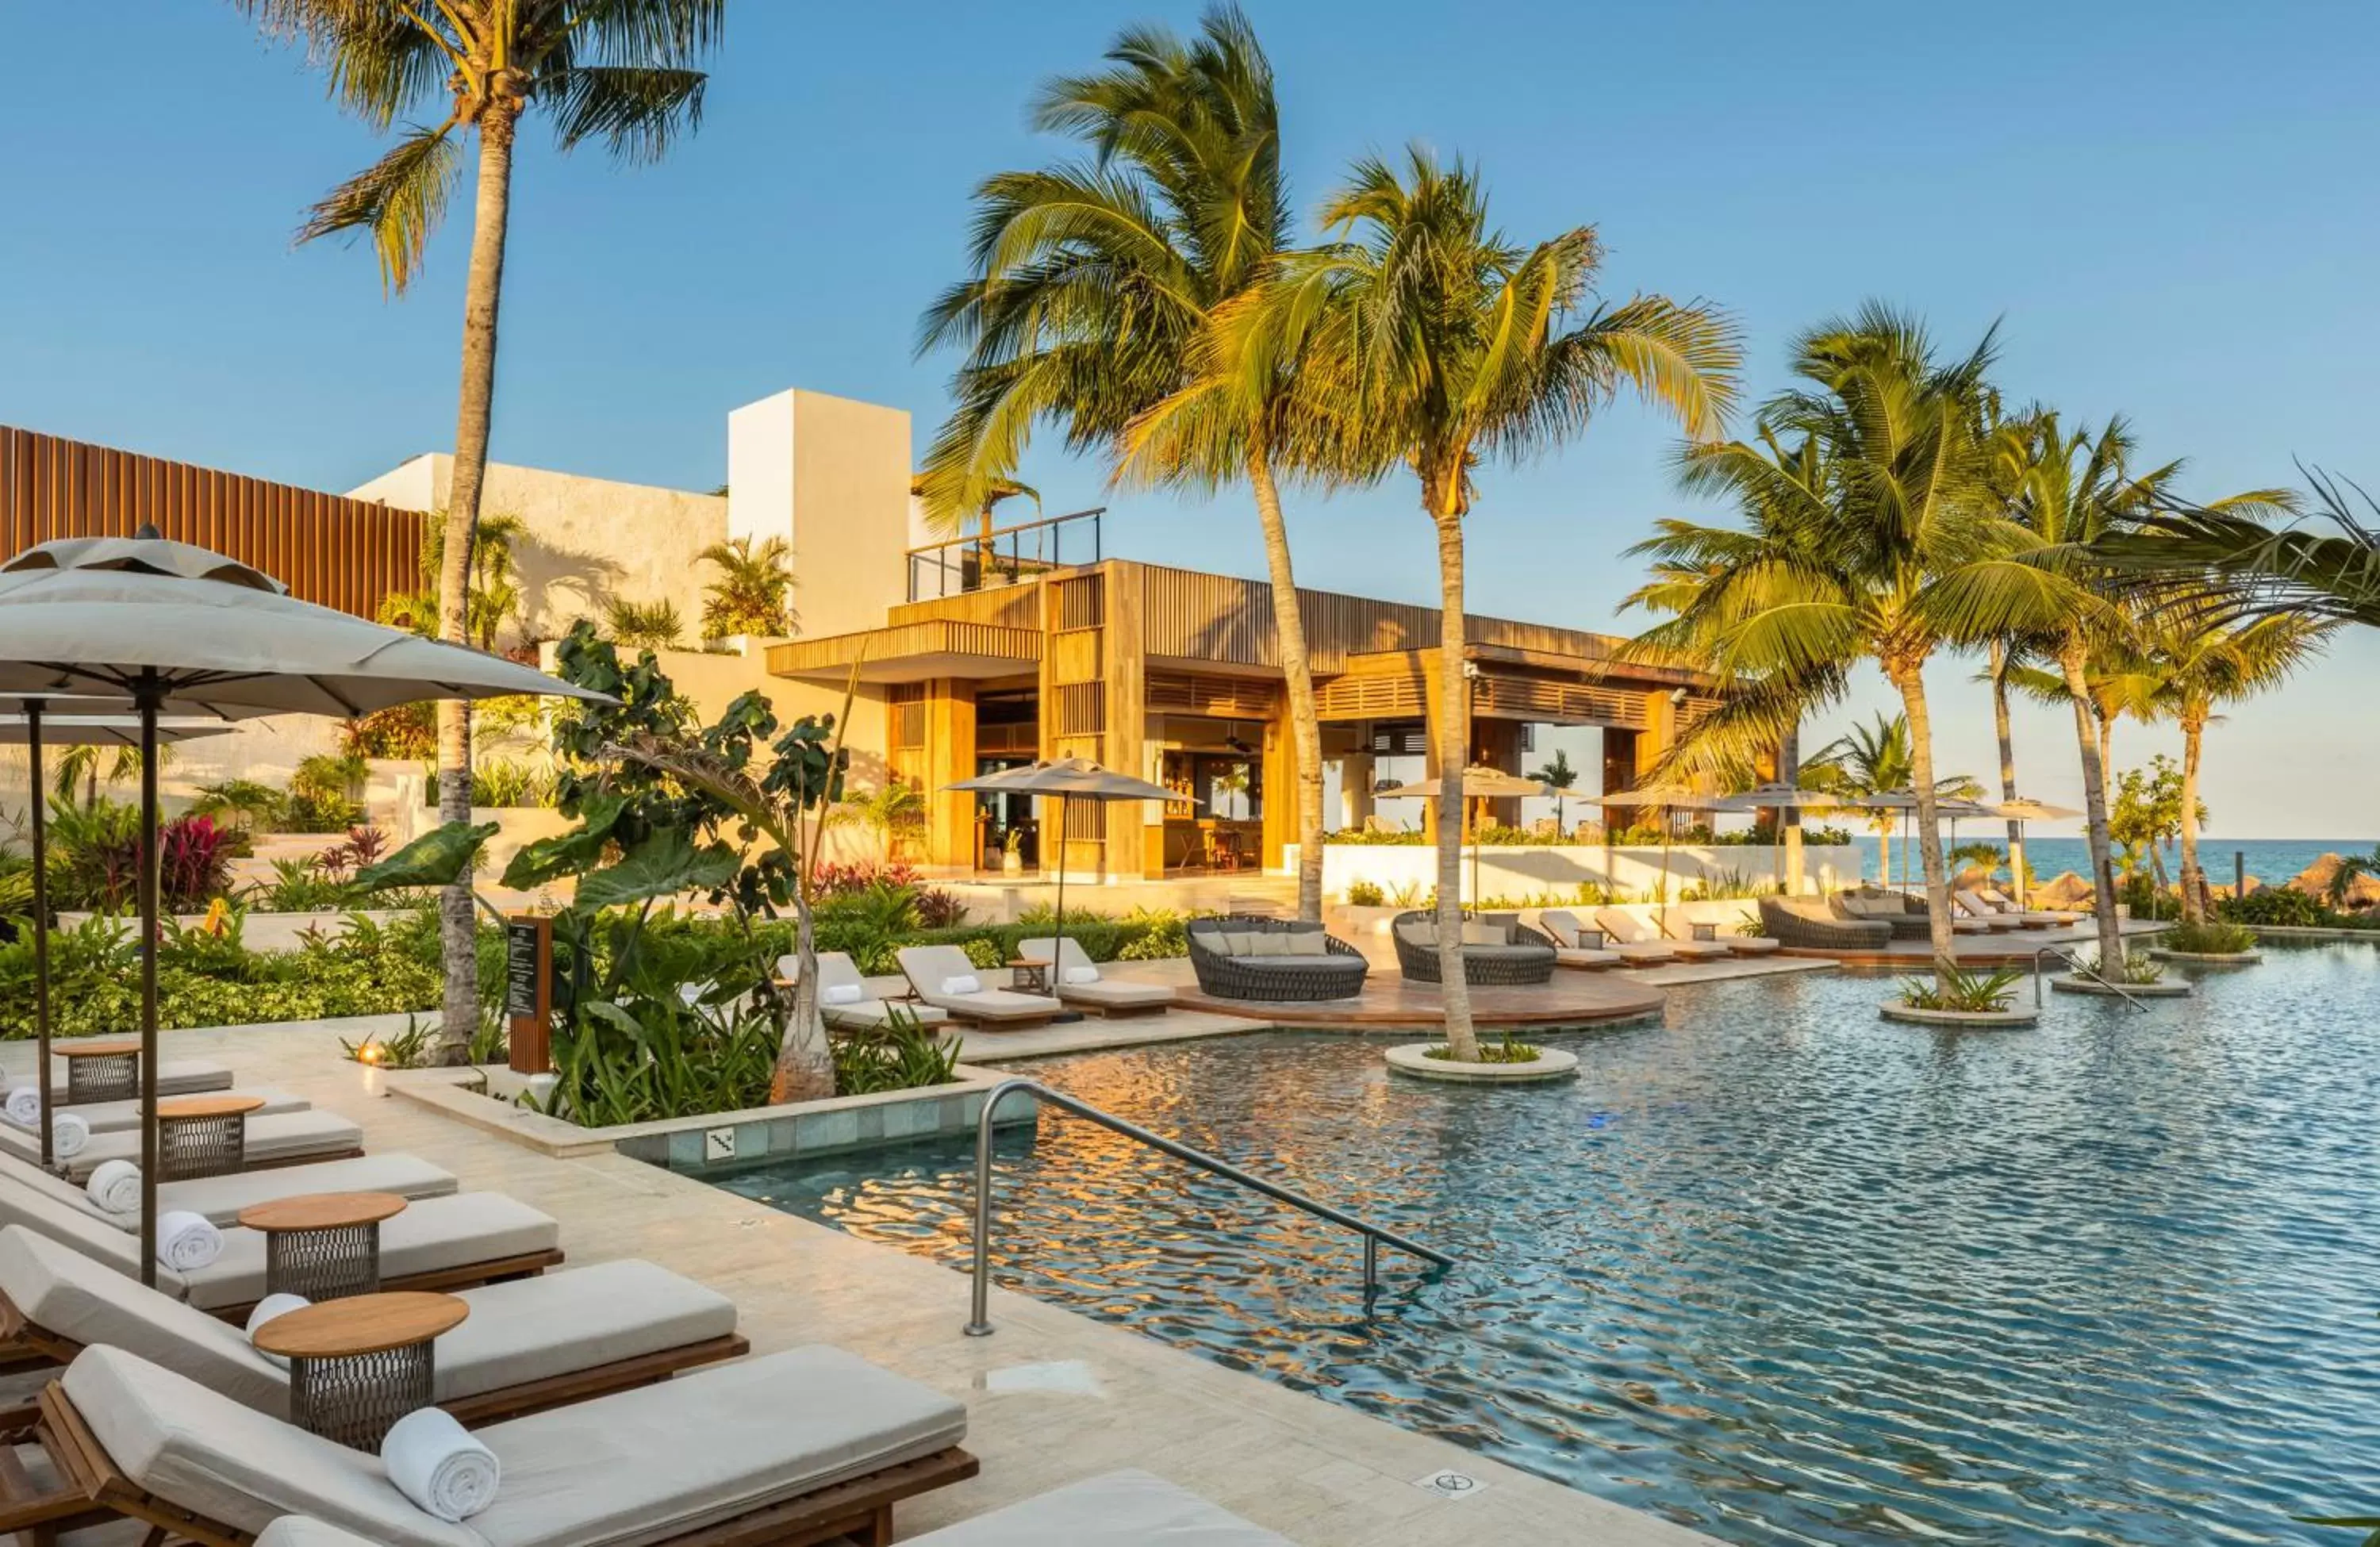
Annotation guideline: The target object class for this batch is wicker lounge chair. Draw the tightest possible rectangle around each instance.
[0,1226,747,1429]
[0,1173,560,1322]
[1596,908,1730,961]
[5,1342,976,1547]
[1760,896,1892,950]
[6,1109,366,1184]
[1185,916,1368,1000]
[896,946,1062,1027]
[1669,901,1782,955]
[776,952,950,1032]
[1836,888,1994,938]
[1019,938,1174,1016]
[1390,912,1558,985]
[2,1085,310,1138]
[0,1149,458,1231]
[1529,911,1624,969]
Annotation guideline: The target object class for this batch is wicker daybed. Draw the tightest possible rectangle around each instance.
[1389,912,1559,985]
[1186,916,1369,1001]
[1759,896,1893,950]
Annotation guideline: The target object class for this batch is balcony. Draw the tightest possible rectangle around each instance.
[907,508,1104,602]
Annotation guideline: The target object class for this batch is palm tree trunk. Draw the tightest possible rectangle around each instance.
[1778,723,1803,894]
[2061,638,2125,971]
[771,887,835,1103]
[1990,640,2026,905]
[1247,448,1325,923]
[1885,656,1958,978]
[2178,708,2207,924]
[434,111,518,1064]
[1430,507,1478,1061]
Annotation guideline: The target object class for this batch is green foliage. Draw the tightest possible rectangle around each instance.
[190,779,288,832]
[1326,828,1426,846]
[602,596,685,652]
[2109,755,2199,880]
[470,758,556,808]
[341,1014,438,1069]
[831,1008,960,1096]
[44,797,142,912]
[2163,919,2257,954]
[344,702,436,760]
[521,994,782,1128]
[286,752,367,833]
[1344,880,1386,908]
[2113,950,2167,985]
[697,535,797,640]
[1424,1029,1541,1063]
[1897,965,2024,1012]
[2218,889,2334,927]
[353,822,500,894]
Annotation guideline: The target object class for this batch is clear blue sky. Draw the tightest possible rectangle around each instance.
[5,2,2375,838]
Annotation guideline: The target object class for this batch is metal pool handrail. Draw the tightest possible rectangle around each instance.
[962,1077,1453,1337]
[2034,944,2149,1012]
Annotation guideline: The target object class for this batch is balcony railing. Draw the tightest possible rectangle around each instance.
[908,508,1104,602]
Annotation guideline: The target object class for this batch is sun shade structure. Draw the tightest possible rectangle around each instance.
[942,758,1179,941]
[1714,783,1849,896]
[2,715,232,1169]
[0,531,611,1284]
[1982,797,2082,906]
[1375,766,1557,904]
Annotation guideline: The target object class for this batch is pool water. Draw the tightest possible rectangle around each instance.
[717,946,2380,1546]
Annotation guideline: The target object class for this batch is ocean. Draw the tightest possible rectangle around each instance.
[1848,835,2373,889]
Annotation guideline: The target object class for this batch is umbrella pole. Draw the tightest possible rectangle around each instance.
[27,701,51,1169]
[138,684,159,1288]
[1053,793,1069,949]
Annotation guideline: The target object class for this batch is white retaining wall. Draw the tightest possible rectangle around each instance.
[1299,842,1859,905]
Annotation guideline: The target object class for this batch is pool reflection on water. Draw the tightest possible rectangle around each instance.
[716,944,2380,1546]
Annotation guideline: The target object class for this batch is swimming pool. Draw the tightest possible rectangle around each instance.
[716,945,2380,1545]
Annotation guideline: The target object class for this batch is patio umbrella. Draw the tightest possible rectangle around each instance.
[1593,785,1733,905]
[0,531,608,1284]
[1828,789,1991,887]
[1981,797,2081,907]
[941,758,1178,944]
[1715,782,1848,895]
[1372,765,1553,904]
[0,713,232,1166]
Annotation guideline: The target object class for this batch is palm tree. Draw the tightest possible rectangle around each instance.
[2151,614,2330,919]
[379,511,527,651]
[697,536,797,640]
[602,597,686,653]
[828,779,927,860]
[1253,148,1737,1053]
[1529,748,1579,832]
[916,6,1338,924]
[1799,713,1980,885]
[238,0,724,1060]
[2105,467,2380,625]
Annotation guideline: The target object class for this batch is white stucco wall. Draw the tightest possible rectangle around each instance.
[1298,842,1860,905]
[347,454,729,645]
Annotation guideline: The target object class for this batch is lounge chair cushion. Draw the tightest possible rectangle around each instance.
[178,1193,560,1315]
[1,1087,310,1137]
[431,1260,737,1404]
[1554,947,1623,969]
[258,1519,382,1547]
[0,1225,286,1410]
[32,1110,366,1184]
[906,1468,1293,1545]
[0,1150,457,1232]
[40,1054,230,1097]
[1460,921,1505,946]
[1282,932,1329,957]
[1056,978,1173,1011]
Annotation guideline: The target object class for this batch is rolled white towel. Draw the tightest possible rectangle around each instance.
[86,1159,140,1215]
[154,1209,221,1272]
[50,1112,88,1160]
[939,974,981,996]
[4,1087,40,1127]
[244,1292,310,1368]
[821,983,865,1006]
[382,1407,501,1522]
[1065,965,1099,986]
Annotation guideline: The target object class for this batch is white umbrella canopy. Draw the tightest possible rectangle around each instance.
[1593,785,1735,904]
[1982,797,2081,907]
[2,716,234,1168]
[942,758,1177,941]
[0,531,611,1284]
[1373,766,1556,905]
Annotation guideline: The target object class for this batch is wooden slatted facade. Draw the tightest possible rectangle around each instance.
[0,426,422,619]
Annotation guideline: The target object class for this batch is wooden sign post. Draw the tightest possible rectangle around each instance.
[504,915,554,1074]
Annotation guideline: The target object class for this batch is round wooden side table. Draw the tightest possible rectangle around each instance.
[155,1094,265,1181]
[251,1292,469,1451]
[238,1192,409,1301]
[55,1040,142,1104]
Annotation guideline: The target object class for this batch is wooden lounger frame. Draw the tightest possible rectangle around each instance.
[0,1288,747,1426]
[0,1384,978,1546]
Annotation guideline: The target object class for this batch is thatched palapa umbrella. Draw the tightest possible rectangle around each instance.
[0,531,608,1284]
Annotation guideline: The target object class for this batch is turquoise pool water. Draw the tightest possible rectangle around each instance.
[717,945,2380,1545]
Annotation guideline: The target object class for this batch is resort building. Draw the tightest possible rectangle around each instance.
[1,391,1716,884]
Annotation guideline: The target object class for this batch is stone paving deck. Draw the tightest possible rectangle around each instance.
[0,1015,1719,1547]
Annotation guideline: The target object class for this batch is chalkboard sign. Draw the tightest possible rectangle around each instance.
[504,916,553,1073]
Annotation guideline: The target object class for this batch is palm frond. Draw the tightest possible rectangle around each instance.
[294,119,463,294]
[549,65,707,163]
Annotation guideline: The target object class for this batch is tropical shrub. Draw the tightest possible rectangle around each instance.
[2163,919,2257,954]
[344,702,436,760]
[1344,880,1386,908]
[189,779,288,834]
[2217,889,2347,927]
[248,858,351,912]
[831,1008,961,1096]
[47,797,142,912]
[1424,1029,1540,1063]
[158,816,235,912]
[1898,965,2024,1012]
[287,753,367,833]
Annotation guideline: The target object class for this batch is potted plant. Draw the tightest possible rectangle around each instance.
[1000,827,1025,877]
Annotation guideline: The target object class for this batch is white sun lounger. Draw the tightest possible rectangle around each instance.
[1966,887,2077,927]
[0,1173,559,1317]
[1531,911,1625,969]
[776,951,950,1031]
[0,1227,743,1426]
[1019,937,1173,1015]
[906,1468,1299,1545]
[35,1342,972,1547]
[1,1084,309,1137]
[898,945,1062,1026]
[1951,890,2035,930]
[4,1108,366,1184]
[39,1049,231,1096]
[1597,908,1728,961]
[0,1148,458,1230]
